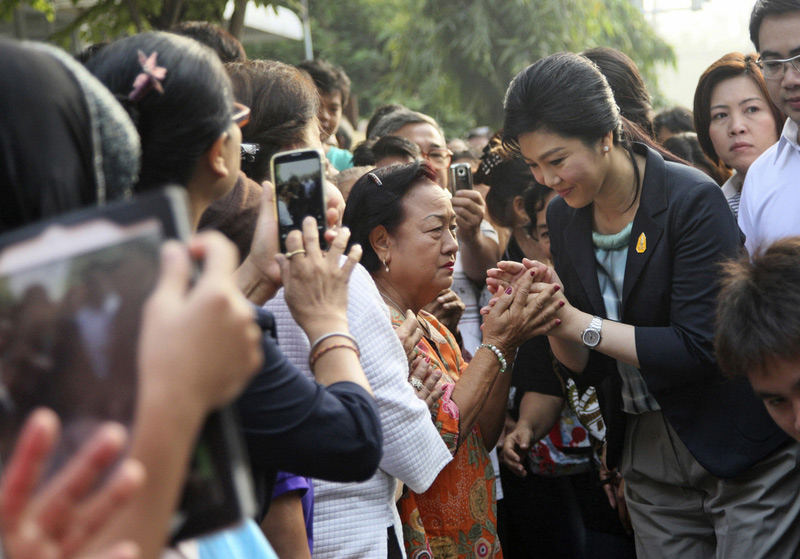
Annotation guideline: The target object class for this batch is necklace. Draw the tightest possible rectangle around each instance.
[379,290,407,315]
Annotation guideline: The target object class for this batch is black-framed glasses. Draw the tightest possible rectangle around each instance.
[232,102,251,128]
[757,53,800,80]
[421,147,453,169]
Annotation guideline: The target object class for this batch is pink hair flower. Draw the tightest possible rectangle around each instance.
[128,50,167,102]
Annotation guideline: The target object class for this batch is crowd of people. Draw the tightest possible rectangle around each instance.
[3,0,800,558]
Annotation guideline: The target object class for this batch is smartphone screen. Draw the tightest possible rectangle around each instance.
[271,149,327,253]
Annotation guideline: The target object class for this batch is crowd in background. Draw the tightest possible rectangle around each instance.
[4,0,800,558]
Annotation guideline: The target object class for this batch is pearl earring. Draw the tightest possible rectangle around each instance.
[603,145,610,152]
[383,259,390,273]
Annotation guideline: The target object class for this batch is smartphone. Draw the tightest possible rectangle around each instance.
[448,162,473,194]
[270,148,327,253]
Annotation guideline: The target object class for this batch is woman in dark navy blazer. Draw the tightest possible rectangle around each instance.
[499,52,800,559]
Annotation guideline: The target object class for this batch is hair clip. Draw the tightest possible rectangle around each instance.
[477,151,505,177]
[240,143,260,162]
[129,50,167,103]
[368,172,383,186]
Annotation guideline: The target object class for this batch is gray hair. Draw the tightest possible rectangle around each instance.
[367,109,446,143]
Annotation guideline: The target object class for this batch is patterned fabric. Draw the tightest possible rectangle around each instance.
[720,172,743,219]
[527,403,592,477]
[390,308,502,559]
[592,225,660,414]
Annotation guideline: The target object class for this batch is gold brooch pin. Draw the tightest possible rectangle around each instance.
[636,232,646,253]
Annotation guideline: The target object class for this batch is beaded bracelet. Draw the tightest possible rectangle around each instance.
[478,343,507,373]
[309,332,360,356]
[309,343,361,370]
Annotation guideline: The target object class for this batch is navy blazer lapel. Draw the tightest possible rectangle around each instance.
[622,145,668,308]
[565,205,606,316]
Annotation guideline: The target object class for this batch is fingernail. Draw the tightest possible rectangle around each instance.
[530,270,536,276]
[425,356,431,364]
[559,300,565,307]
[553,285,560,292]
[505,286,513,295]
[555,319,562,325]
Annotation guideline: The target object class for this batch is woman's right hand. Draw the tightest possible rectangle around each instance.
[278,217,362,343]
[486,259,563,296]
[481,270,563,355]
[501,424,533,478]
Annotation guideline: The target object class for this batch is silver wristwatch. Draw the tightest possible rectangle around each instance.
[581,316,603,349]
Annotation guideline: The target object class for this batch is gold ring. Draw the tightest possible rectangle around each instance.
[285,249,307,258]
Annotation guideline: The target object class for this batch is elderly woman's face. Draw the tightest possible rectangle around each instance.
[387,181,459,306]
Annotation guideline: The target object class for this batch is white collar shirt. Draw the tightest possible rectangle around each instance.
[739,118,800,255]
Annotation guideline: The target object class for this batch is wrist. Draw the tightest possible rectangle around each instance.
[236,257,279,305]
[478,341,509,373]
[301,317,350,344]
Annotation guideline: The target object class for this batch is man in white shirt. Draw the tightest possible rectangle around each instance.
[739,0,800,255]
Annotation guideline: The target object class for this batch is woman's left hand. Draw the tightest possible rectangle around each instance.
[422,289,465,334]
[278,217,362,342]
[408,355,444,410]
[237,181,340,305]
[481,271,564,355]
[394,310,424,366]
[486,259,563,296]
[0,410,144,559]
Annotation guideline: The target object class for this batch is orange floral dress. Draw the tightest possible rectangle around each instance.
[390,308,502,559]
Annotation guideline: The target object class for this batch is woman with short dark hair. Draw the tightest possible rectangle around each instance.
[693,52,784,216]
[344,159,563,558]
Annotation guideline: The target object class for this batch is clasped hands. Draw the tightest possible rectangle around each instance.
[482,258,576,339]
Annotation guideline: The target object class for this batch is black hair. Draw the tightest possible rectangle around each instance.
[296,59,351,106]
[484,158,538,228]
[351,136,422,167]
[351,140,377,166]
[749,0,800,51]
[662,132,725,185]
[716,236,800,377]
[87,31,233,191]
[503,52,676,209]
[225,59,319,183]
[581,47,655,139]
[523,183,555,239]
[373,136,421,165]
[653,106,695,139]
[171,21,247,63]
[365,103,406,140]
[343,160,438,272]
[74,41,109,65]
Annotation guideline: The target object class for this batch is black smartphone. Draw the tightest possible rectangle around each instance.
[448,162,473,194]
[270,148,327,253]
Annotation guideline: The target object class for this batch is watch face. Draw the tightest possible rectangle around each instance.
[583,329,601,347]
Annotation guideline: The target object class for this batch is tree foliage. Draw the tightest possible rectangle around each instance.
[255,0,673,137]
[7,0,674,138]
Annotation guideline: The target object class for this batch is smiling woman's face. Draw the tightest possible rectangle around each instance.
[518,129,608,209]
[385,180,459,308]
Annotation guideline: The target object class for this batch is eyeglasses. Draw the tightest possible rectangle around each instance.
[421,147,453,169]
[232,102,251,128]
[757,53,800,80]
